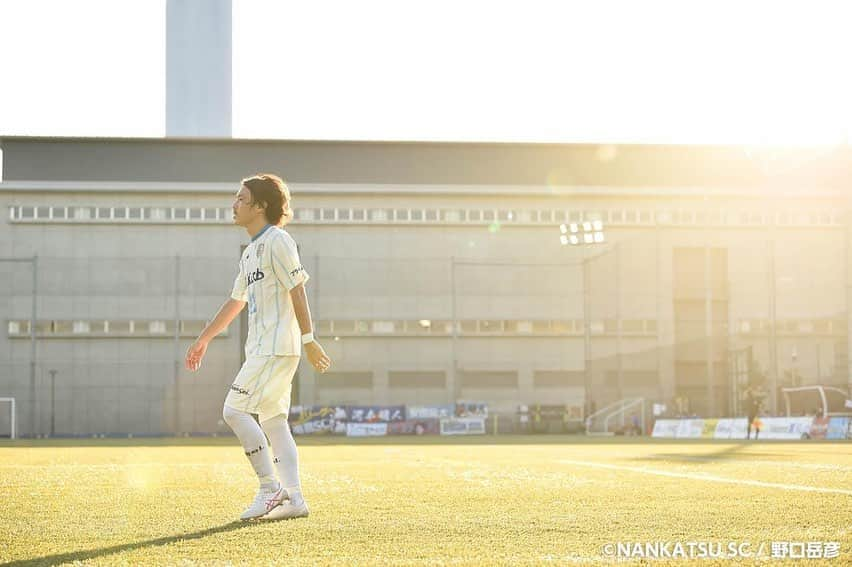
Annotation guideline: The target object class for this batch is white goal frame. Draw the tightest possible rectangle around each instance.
[0,398,16,439]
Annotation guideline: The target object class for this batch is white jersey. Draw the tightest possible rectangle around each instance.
[231,225,310,356]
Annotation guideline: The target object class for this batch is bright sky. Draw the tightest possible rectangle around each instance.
[1,0,851,145]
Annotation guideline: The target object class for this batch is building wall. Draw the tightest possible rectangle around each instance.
[1,182,849,435]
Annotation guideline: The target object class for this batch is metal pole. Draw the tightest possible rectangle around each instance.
[705,245,715,417]
[768,238,778,414]
[615,244,623,403]
[450,257,458,403]
[30,255,38,438]
[583,256,592,419]
[49,369,57,437]
[173,254,181,435]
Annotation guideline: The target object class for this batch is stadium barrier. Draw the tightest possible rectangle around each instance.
[651,416,852,440]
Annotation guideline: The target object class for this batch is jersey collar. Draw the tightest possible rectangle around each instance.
[251,224,274,243]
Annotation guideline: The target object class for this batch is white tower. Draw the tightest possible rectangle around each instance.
[166,0,232,137]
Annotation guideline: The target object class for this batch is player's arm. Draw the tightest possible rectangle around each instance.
[290,283,331,373]
[185,298,246,372]
[270,234,332,373]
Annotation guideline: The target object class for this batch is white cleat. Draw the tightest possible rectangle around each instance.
[240,485,286,521]
[263,499,309,521]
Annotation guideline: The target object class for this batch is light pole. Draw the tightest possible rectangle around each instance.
[48,369,57,437]
[559,221,607,421]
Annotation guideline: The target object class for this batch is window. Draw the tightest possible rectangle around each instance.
[321,208,336,221]
[370,209,389,222]
[442,209,463,222]
[338,209,351,221]
[394,209,409,221]
[113,207,127,219]
[372,321,395,333]
[203,208,218,220]
[410,209,423,221]
[460,320,477,333]
[173,208,187,220]
[149,321,167,334]
[532,321,551,333]
[150,207,168,221]
[97,207,112,219]
[189,208,202,220]
[352,209,366,221]
[297,209,315,221]
[72,321,91,334]
[468,210,482,222]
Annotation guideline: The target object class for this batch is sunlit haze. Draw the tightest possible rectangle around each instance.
[1,0,851,145]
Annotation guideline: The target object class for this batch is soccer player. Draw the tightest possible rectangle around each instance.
[185,173,331,521]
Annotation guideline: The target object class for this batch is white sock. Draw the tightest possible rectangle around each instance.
[261,413,303,503]
[222,405,278,489]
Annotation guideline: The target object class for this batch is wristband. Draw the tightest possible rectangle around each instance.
[301,332,315,345]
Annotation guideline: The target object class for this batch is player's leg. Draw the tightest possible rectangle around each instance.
[223,356,283,520]
[257,356,308,520]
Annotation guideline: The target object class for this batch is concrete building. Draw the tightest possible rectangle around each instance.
[1,137,851,436]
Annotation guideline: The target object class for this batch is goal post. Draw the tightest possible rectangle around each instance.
[0,398,16,439]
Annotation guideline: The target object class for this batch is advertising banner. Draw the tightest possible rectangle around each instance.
[387,419,440,435]
[440,417,486,435]
[347,406,406,423]
[701,419,718,438]
[406,405,455,419]
[826,417,850,440]
[455,401,488,418]
[289,406,347,435]
[651,419,679,438]
[675,418,704,439]
[759,417,814,440]
[714,418,748,439]
[345,422,388,437]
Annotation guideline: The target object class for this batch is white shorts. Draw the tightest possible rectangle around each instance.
[224,355,299,422]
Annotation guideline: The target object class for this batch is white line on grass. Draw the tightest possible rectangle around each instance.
[557,459,852,496]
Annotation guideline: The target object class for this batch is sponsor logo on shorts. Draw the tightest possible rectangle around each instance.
[230,384,250,396]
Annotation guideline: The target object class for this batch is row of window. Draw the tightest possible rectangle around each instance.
[8,205,844,227]
[317,318,661,335]
[7,318,843,339]
[6,318,658,338]
[7,320,228,338]
[739,318,841,335]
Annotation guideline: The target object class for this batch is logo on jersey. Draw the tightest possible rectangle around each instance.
[246,268,265,286]
[256,243,265,258]
[290,266,305,278]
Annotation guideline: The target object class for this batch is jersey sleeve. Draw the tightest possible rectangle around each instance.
[230,260,248,302]
[270,233,310,290]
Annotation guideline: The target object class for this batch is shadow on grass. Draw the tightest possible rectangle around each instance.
[5,520,254,567]
[630,443,796,464]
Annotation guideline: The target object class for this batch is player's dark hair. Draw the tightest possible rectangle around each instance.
[241,173,293,226]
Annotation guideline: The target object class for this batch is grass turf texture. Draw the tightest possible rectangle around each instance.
[0,436,849,566]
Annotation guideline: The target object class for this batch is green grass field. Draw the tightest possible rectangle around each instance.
[0,436,849,566]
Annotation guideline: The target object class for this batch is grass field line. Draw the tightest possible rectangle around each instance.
[557,459,852,496]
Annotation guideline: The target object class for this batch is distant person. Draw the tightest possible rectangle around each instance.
[185,173,331,521]
[744,386,762,440]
